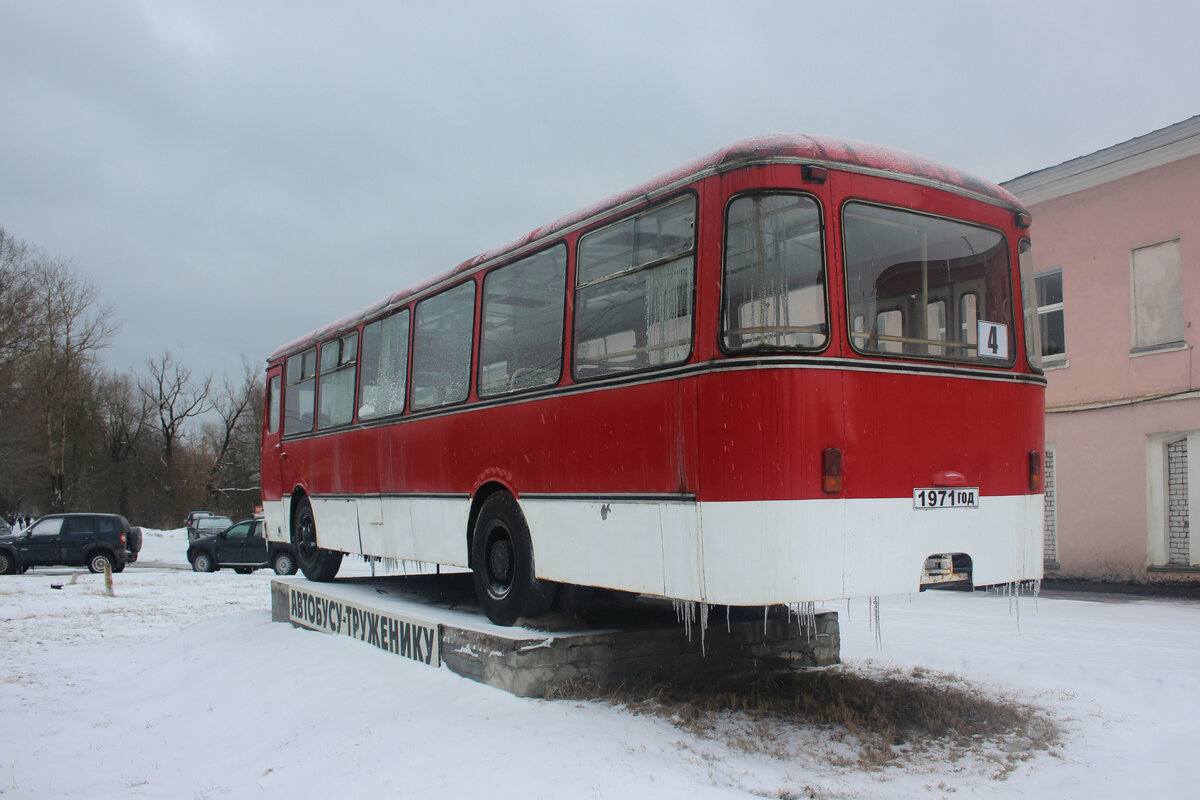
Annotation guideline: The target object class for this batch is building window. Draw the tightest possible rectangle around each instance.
[1035,269,1065,362]
[1131,239,1184,353]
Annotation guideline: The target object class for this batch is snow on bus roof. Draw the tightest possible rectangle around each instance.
[269,134,1020,362]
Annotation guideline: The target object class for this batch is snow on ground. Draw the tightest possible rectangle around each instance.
[2,530,1197,799]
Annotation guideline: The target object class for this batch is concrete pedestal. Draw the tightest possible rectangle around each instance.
[272,573,839,698]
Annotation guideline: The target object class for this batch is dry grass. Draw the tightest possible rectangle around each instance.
[548,664,1062,775]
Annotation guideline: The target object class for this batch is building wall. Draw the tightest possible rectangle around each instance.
[1030,151,1200,409]
[1021,148,1200,582]
[1046,396,1198,579]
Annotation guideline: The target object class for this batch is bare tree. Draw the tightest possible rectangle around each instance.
[0,228,39,366]
[96,371,150,517]
[202,358,264,514]
[138,351,213,514]
[29,255,118,511]
[0,229,41,511]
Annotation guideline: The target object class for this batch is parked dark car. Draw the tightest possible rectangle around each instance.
[0,513,141,575]
[188,514,233,542]
[186,517,298,575]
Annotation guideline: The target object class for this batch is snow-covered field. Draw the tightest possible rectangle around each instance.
[1,528,1196,799]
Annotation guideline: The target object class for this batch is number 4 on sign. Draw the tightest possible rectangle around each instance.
[977,321,1008,359]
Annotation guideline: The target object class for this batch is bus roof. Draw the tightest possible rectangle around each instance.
[269,134,1022,362]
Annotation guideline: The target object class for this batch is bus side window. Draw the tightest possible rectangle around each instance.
[284,348,317,435]
[359,310,410,419]
[317,332,358,429]
[412,282,476,410]
[479,245,566,397]
[267,374,281,434]
[574,195,695,379]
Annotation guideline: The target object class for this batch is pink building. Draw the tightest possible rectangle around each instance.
[1003,116,1200,584]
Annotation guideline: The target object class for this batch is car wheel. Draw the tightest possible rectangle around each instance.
[87,553,114,574]
[112,562,125,574]
[0,551,16,575]
[191,552,215,573]
[470,492,556,626]
[292,497,342,581]
[273,551,297,576]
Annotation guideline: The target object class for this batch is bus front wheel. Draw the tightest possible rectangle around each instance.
[292,497,343,582]
[471,493,555,626]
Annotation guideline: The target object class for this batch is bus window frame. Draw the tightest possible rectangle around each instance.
[718,189,831,357]
[282,346,318,437]
[357,307,413,422]
[840,199,1017,369]
[316,330,360,431]
[477,241,569,400]
[266,373,281,434]
[410,279,478,413]
[571,190,699,383]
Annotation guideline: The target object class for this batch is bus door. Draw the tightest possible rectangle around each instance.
[261,365,285,540]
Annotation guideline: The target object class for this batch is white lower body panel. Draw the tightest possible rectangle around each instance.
[264,493,1043,605]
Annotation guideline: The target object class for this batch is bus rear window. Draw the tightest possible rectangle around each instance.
[843,203,1013,364]
[722,193,826,351]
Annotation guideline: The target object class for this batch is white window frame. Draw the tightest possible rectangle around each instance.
[1035,268,1066,367]
[1130,239,1185,355]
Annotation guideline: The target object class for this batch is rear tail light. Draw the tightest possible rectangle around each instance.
[1029,450,1042,492]
[120,531,126,546]
[822,447,843,494]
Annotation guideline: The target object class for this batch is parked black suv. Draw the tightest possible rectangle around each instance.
[0,513,141,575]
[186,517,298,575]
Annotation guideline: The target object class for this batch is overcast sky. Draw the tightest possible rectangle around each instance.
[2,0,1197,383]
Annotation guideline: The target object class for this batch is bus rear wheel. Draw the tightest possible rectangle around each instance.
[292,497,342,582]
[470,492,555,626]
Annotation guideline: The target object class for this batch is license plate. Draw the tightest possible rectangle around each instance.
[913,488,979,509]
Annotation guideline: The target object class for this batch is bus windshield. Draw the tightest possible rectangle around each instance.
[843,202,1014,365]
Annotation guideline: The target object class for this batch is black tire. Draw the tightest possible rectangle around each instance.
[0,550,16,575]
[272,550,297,576]
[191,552,215,573]
[87,552,114,574]
[234,567,254,575]
[112,562,125,574]
[470,492,556,626]
[128,526,143,555]
[292,497,342,581]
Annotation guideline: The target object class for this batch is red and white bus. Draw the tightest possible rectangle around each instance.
[261,135,1045,625]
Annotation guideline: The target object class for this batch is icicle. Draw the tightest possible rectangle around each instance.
[672,599,709,656]
[763,604,769,637]
[726,605,732,633]
[867,596,882,650]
